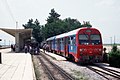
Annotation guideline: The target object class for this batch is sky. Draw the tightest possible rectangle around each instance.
[0,0,120,45]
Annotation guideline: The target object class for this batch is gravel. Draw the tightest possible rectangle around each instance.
[41,52,106,80]
[32,51,108,80]
[32,55,49,80]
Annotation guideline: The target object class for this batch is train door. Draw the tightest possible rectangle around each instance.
[68,36,75,61]
[57,39,60,54]
[63,37,66,56]
[69,36,77,56]
[60,38,64,53]
[65,37,69,57]
[55,40,57,51]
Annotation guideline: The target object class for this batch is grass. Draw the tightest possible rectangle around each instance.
[70,69,88,80]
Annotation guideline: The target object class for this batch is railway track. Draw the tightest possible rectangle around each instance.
[37,52,75,80]
[87,64,120,80]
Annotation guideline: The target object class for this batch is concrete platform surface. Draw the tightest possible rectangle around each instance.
[40,49,66,61]
[0,48,36,80]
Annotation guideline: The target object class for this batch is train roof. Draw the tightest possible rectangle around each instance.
[46,27,98,40]
[56,28,82,39]
[46,36,56,41]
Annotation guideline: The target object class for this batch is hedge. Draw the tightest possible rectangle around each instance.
[109,45,120,68]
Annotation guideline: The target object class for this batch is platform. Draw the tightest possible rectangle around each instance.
[40,49,66,61]
[0,48,36,80]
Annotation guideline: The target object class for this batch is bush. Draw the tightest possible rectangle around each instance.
[109,45,120,68]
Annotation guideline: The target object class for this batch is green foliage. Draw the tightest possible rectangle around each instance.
[81,21,92,28]
[46,8,60,23]
[63,18,81,31]
[23,19,43,43]
[109,45,120,68]
[23,8,91,43]
[43,20,66,38]
[44,9,82,39]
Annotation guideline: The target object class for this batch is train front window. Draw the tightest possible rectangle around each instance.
[90,34,101,45]
[79,34,89,45]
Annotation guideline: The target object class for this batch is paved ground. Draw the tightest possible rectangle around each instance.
[40,49,66,61]
[0,48,36,80]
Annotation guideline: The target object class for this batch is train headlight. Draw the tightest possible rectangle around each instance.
[80,49,87,52]
[80,49,83,52]
[99,49,102,51]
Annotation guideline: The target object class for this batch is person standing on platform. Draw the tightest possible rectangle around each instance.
[29,45,32,54]
[24,44,28,53]
[11,44,13,51]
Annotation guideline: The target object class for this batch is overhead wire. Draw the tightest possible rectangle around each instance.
[1,0,16,22]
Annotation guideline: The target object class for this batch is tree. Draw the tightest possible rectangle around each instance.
[81,21,92,28]
[43,9,61,39]
[46,8,60,23]
[22,9,90,43]
[63,18,81,32]
[23,19,35,29]
[109,45,120,68]
[34,19,40,26]
[23,19,43,43]
[42,9,82,39]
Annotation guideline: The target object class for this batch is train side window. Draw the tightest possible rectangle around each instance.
[70,36,73,45]
[62,38,64,44]
[73,36,76,45]
[68,37,70,44]
[60,38,63,44]
[57,40,58,45]
[63,38,66,45]
[55,40,57,44]
[71,36,73,40]
[60,38,62,44]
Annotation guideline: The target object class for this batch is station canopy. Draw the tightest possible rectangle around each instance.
[0,28,32,39]
[0,28,33,52]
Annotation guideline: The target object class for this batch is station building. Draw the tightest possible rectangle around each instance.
[0,28,32,52]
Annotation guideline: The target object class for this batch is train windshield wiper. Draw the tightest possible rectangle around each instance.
[83,32,88,39]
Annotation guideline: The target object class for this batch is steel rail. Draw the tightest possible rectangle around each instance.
[87,66,120,80]
[37,55,56,80]
[41,53,75,80]
[87,66,109,80]
[40,52,75,80]
[93,64,120,77]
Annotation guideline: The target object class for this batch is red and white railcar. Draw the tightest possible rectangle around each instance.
[46,27,103,63]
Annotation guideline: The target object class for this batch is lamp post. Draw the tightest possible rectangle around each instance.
[110,37,112,46]
[114,36,115,45]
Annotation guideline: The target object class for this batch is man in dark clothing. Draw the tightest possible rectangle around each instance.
[103,48,108,63]
[24,45,28,53]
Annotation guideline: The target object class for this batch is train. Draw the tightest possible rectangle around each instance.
[45,27,103,63]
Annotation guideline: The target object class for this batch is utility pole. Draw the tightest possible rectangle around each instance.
[110,37,112,46]
[15,21,18,52]
[114,35,115,44]
[16,21,18,29]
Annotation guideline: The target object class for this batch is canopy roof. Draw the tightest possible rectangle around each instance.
[0,28,32,39]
